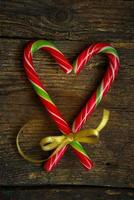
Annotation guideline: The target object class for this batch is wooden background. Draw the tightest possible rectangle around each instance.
[0,0,134,199]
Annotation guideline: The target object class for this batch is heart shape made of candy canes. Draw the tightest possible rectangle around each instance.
[23,40,120,171]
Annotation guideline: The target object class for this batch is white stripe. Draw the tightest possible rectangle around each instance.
[26,67,38,81]
[75,102,95,133]
[110,62,115,81]
[46,108,68,125]
[24,52,36,72]
[53,54,70,72]
[76,45,97,73]
[54,119,69,129]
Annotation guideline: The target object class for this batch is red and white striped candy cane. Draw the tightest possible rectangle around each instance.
[23,40,93,171]
[72,43,120,133]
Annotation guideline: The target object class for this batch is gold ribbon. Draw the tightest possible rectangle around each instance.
[16,109,110,163]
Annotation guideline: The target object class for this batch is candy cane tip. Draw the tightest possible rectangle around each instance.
[85,161,94,170]
[66,68,72,74]
[43,164,52,172]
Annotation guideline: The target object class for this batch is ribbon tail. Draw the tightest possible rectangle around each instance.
[16,124,46,164]
[96,109,110,132]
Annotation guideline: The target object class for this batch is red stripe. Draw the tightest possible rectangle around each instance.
[39,97,71,134]
[73,93,96,133]
[43,47,73,73]
[72,149,93,170]
[44,146,68,172]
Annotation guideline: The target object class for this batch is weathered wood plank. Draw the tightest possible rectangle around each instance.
[0,187,134,200]
[0,39,134,186]
[0,0,134,41]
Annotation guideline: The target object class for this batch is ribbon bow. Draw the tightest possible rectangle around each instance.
[16,109,110,164]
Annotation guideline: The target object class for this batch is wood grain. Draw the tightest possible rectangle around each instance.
[0,39,134,186]
[0,0,134,41]
[0,187,134,200]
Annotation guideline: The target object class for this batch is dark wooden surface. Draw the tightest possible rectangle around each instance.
[0,0,134,199]
[0,186,134,200]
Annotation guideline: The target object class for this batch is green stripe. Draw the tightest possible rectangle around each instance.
[96,83,103,106]
[31,82,54,104]
[31,40,60,54]
[70,141,88,157]
[100,46,119,58]
[73,59,78,73]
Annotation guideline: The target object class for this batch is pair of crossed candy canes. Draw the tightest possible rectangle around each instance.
[23,40,120,171]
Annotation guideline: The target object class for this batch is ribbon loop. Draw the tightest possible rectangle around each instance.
[40,135,65,151]
[75,129,99,144]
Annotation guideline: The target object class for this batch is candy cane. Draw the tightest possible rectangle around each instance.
[23,40,93,171]
[24,40,72,134]
[72,43,120,133]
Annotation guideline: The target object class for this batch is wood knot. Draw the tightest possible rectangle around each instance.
[47,7,73,25]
